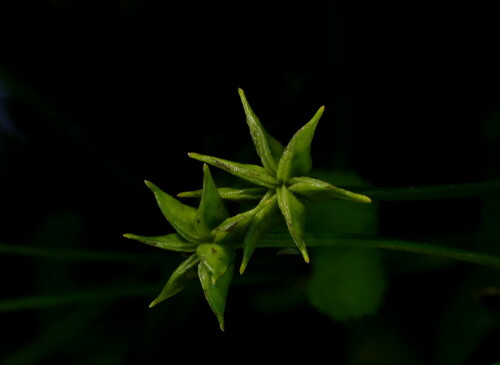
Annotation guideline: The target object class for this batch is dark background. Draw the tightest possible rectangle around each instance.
[1,1,499,364]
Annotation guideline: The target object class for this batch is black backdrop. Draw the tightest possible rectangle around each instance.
[1,1,499,364]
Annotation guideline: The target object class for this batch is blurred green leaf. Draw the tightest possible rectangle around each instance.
[436,269,500,365]
[308,248,386,321]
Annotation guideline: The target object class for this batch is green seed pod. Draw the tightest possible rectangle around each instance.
[199,261,234,331]
[238,88,284,174]
[276,106,324,183]
[149,253,201,308]
[196,164,229,232]
[188,152,278,188]
[276,185,309,263]
[240,193,282,274]
[288,176,372,203]
[178,186,267,201]
[122,232,198,252]
[196,243,236,284]
[145,180,209,243]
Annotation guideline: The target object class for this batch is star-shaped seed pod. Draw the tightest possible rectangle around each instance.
[123,164,238,331]
[180,89,371,273]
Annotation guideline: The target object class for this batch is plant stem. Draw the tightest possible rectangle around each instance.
[0,284,159,312]
[259,233,500,269]
[0,243,162,263]
[3,232,500,270]
[347,181,500,201]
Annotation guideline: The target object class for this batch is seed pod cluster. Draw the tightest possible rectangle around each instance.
[124,89,371,330]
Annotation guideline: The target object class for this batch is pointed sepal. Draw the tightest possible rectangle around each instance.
[123,232,198,252]
[178,186,267,201]
[188,153,278,188]
[276,106,324,183]
[238,88,284,174]
[145,180,208,243]
[213,208,260,244]
[149,253,200,307]
[240,192,282,274]
[289,176,372,203]
[276,185,309,263]
[199,261,234,331]
[196,164,230,231]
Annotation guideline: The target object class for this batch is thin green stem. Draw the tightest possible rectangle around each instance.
[347,181,500,201]
[3,232,500,270]
[259,233,500,269]
[0,284,159,312]
[0,243,162,264]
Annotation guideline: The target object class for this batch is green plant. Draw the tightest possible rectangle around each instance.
[123,89,500,331]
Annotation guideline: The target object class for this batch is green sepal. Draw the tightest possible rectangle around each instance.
[178,186,267,201]
[188,152,278,188]
[199,261,234,331]
[145,181,208,243]
[240,192,282,274]
[197,243,236,284]
[289,176,372,203]
[276,106,324,183]
[123,232,198,252]
[213,208,260,244]
[196,164,229,232]
[149,253,201,307]
[276,185,309,263]
[238,88,284,174]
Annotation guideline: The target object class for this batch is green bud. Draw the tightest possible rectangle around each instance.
[276,185,309,263]
[149,253,200,307]
[188,152,278,188]
[276,106,324,183]
[122,232,198,252]
[196,243,236,285]
[289,176,372,203]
